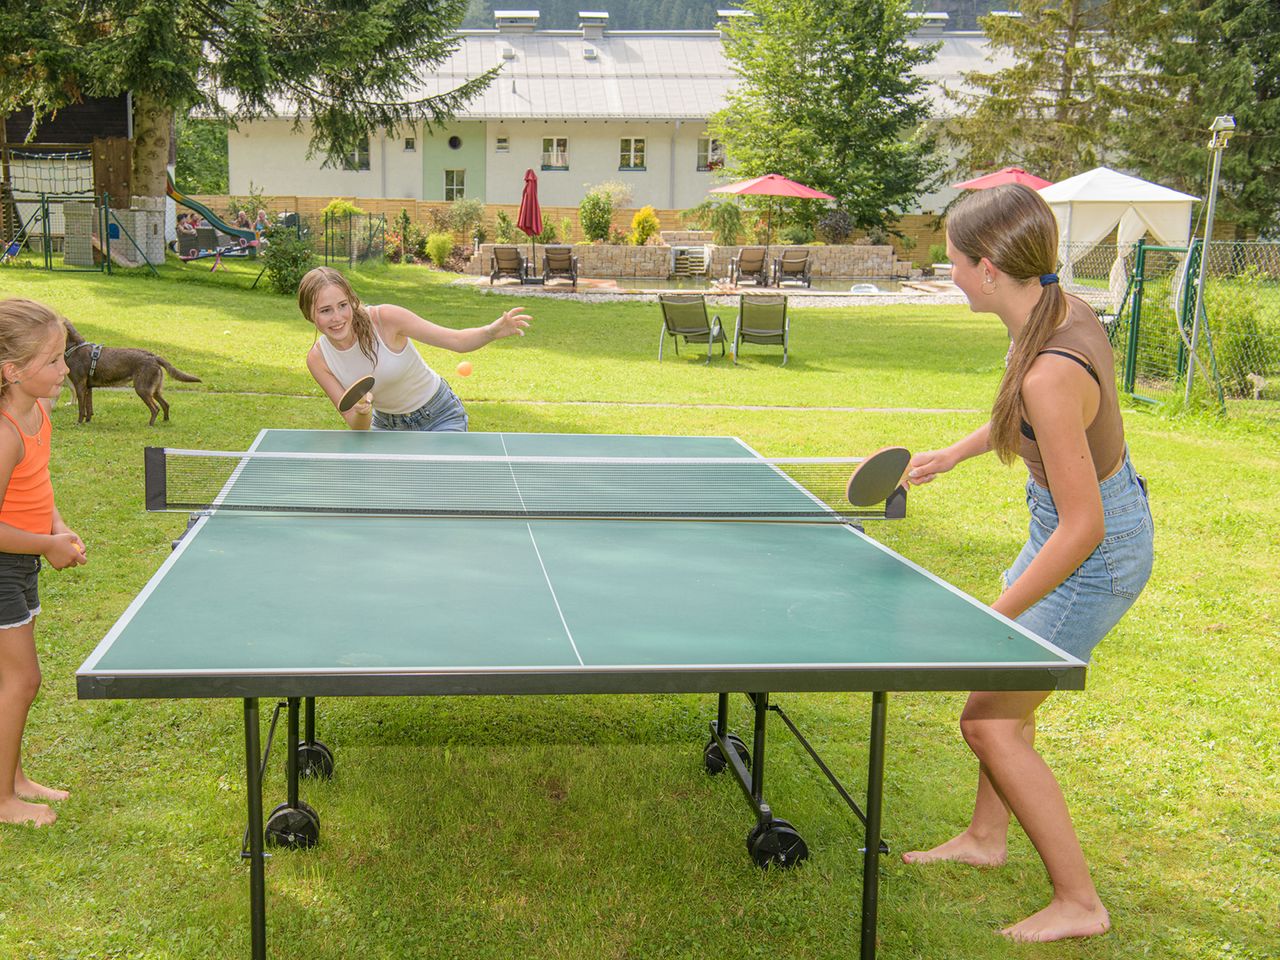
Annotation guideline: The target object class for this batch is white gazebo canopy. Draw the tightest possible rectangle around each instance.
[1038,167,1200,306]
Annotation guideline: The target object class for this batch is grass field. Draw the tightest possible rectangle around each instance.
[0,259,1276,960]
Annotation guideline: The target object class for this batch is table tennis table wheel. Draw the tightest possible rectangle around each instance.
[265,800,320,849]
[703,733,750,775]
[298,741,335,779]
[746,818,808,870]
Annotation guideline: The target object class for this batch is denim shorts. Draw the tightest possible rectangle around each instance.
[0,553,41,629]
[1001,452,1154,662]
[371,379,468,432]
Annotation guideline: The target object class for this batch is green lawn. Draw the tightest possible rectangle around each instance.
[0,260,1276,960]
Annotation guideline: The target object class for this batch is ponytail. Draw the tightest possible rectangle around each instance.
[990,284,1066,463]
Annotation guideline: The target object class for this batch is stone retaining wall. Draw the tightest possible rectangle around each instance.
[467,242,900,279]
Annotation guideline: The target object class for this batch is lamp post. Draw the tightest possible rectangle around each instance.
[1186,114,1235,401]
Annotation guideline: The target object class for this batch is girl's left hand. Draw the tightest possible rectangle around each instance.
[490,307,532,341]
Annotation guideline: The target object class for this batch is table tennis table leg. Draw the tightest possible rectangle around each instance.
[860,691,888,960]
[243,698,268,960]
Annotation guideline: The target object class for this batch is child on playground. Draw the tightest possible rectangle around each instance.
[0,299,86,827]
[901,184,1153,941]
[298,267,531,431]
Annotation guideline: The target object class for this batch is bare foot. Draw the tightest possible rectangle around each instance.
[15,776,70,802]
[999,899,1111,942]
[0,795,57,827]
[901,831,1007,867]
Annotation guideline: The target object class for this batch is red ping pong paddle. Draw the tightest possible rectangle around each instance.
[338,375,375,413]
[846,446,912,507]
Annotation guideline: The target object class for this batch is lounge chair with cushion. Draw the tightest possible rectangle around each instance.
[733,294,790,365]
[543,246,578,289]
[489,245,527,284]
[657,294,727,364]
[773,248,812,287]
[729,246,769,287]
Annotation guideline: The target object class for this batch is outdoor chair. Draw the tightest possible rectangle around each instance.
[657,294,727,364]
[733,294,790,365]
[729,246,769,287]
[194,226,219,253]
[542,246,578,289]
[773,248,812,287]
[178,232,202,258]
[489,245,527,284]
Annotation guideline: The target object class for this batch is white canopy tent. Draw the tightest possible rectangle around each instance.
[1038,167,1199,308]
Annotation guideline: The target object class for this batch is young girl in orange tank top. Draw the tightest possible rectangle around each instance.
[0,299,87,828]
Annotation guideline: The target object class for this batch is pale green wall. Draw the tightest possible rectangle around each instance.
[421,122,487,201]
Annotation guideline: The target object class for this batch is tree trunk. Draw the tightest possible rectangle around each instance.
[132,92,173,200]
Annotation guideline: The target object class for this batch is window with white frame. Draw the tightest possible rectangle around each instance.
[619,137,645,170]
[541,137,568,169]
[496,136,510,153]
[444,169,466,201]
[331,137,370,171]
[697,137,724,172]
[404,137,416,152]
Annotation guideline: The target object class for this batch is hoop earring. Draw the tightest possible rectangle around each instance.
[981,278,997,296]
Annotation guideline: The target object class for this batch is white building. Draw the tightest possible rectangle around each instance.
[227,10,1006,213]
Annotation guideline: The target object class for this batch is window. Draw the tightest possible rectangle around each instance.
[444,169,466,201]
[496,137,510,153]
[541,137,568,170]
[333,137,369,171]
[404,137,416,152]
[620,137,645,170]
[448,135,462,150]
[697,137,724,172]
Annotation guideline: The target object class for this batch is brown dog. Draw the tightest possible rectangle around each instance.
[62,320,201,425]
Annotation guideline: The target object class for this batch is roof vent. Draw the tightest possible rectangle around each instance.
[579,11,608,40]
[583,45,598,60]
[499,43,517,60]
[495,10,540,33]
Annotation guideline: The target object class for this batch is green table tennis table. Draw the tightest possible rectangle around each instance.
[77,430,1086,960]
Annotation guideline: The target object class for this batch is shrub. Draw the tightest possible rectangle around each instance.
[448,198,485,239]
[781,223,815,245]
[426,232,454,268]
[579,188,614,242]
[865,225,889,246]
[532,220,558,245]
[682,198,743,246]
[260,228,315,295]
[628,205,661,246]
[816,209,853,245]
[1205,271,1277,398]
[929,242,949,264]
[559,216,574,243]
[495,210,517,243]
[321,198,366,219]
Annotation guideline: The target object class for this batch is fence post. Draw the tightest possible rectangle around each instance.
[1123,240,1145,394]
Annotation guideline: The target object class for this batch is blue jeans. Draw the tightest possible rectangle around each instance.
[1001,452,1154,662]
[371,380,468,432]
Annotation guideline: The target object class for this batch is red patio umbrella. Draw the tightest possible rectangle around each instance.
[516,168,542,281]
[951,167,1053,191]
[709,174,835,268]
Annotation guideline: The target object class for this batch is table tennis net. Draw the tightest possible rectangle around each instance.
[145,447,907,521]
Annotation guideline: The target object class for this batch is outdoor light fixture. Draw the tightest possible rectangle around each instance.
[1186,114,1236,400]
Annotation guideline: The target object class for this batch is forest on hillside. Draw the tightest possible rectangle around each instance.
[461,1,1010,32]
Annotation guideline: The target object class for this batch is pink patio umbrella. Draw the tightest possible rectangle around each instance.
[951,167,1053,191]
[516,168,543,281]
[709,174,835,267]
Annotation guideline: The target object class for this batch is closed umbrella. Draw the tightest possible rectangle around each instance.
[516,168,542,282]
[709,174,835,268]
[951,167,1052,191]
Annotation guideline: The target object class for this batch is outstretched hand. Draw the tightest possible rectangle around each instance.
[490,307,532,340]
[905,448,958,487]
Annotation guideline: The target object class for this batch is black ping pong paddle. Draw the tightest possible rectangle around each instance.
[338,375,375,413]
[846,446,912,507]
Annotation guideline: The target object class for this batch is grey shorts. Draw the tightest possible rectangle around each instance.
[0,553,42,629]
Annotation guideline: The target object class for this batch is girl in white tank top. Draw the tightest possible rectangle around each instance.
[297,268,532,432]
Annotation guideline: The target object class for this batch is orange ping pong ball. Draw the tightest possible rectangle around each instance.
[456,361,473,377]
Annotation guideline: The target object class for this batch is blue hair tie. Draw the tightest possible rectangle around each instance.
[1040,273,1059,287]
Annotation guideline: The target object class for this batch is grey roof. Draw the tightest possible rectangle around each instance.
[402,29,1009,120]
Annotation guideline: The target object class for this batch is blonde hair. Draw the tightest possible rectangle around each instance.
[946,184,1065,464]
[296,267,377,364]
[0,299,66,401]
